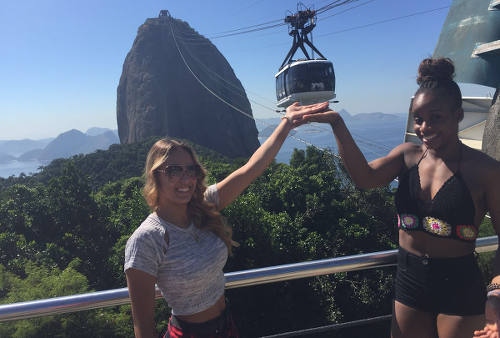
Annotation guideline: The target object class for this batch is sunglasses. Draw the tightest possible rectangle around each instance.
[157,164,201,179]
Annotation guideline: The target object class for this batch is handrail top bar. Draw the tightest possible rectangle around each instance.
[225,248,397,277]
[0,236,497,323]
[0,288,130,309]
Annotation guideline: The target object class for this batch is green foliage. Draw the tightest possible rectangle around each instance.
[0,261,134,338]
[0,141,409,337]
[221,147,396,337]
[477,217,497,287]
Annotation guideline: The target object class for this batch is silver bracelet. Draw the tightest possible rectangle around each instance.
[281,116,292,124]
[487,283,500,293]
[487,290,500,297]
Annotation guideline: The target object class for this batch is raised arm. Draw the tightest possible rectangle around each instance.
[302,109,409,189]
[126,269,157,338]
[215,101,329,210]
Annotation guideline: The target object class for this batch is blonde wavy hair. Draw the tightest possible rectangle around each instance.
[143,138,234,254]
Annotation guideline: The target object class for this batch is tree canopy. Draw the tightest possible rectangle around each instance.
[0,137,495,337]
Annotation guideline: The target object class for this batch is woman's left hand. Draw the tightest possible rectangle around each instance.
[474,296,500,337]
[284,101,330,128]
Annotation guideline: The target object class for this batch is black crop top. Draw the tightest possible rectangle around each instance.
[394,146,478,242]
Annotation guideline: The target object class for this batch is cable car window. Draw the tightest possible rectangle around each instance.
[280,73,286,99]
[285,69,294,95]
[276,73,286,100]
[276,76,280,100]
[287,63,334,94]
[281,72,286,98]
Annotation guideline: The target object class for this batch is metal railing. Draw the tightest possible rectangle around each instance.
[0,236,497,323]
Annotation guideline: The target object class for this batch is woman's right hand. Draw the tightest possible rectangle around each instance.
[283,101,331,128]
[301,108,342,126]
[474,294,500,337]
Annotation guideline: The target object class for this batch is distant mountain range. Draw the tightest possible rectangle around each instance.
[256,109,406,136]
[0,109,407,176]
[0,138,54,158]
[257,109,408,164]
[0,128,119,164]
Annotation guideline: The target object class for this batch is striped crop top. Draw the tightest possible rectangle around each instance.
[124,185,228,315]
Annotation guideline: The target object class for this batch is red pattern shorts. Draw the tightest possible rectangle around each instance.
[163,308,239,338]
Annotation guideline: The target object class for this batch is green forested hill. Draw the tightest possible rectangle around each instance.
[0,138,419,337]
[0,137,235,192]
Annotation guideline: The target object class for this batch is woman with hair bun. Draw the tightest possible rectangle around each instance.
[124,102,329,338]
[301,58,500,338]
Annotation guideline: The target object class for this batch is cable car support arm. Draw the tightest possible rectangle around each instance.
[280,9,327,69]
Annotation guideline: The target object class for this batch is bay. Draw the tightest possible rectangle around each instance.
[0,159,45,178]
[265,119,407,164]
[0,118,407,178]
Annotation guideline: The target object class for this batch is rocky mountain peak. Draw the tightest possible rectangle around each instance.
[116,11,260,158]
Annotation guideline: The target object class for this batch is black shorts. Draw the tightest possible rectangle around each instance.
[394,247,486,316]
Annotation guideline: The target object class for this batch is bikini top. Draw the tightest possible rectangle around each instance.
[394,145,478,242]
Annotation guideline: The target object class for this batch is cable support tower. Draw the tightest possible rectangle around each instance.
[279,3,326,69]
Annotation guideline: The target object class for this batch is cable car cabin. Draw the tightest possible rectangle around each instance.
[275,59,335,108]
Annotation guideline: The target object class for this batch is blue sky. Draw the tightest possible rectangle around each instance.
[1,0,494,140]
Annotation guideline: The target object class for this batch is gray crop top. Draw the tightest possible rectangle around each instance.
[124,184,228,315]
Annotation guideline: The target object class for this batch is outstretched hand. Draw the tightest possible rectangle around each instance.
[301,106,341,125]
[474,296,500,338]
[284,101,330,128]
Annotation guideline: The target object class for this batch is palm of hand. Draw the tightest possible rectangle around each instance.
[285,102,330,127]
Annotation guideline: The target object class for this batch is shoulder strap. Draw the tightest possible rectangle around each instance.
[456,141,464,173]
[416,148,428,166]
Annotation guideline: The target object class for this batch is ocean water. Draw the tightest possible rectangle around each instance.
[269,119,407,164]
[0,120,407,178]
[0,160,45,178]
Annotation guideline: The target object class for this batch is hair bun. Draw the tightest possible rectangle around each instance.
[417,58,455,85]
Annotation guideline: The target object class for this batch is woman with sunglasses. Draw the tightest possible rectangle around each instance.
[124,101,329,338]
[300,58,500,338]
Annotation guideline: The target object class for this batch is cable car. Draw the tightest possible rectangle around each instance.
[275,59,335,107]
[276,7,336,108]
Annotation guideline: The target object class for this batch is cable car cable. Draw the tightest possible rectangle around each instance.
[208,0,359,40]
[317,0,377,21]
[177,38,280,109]
[316,0,360,14]
[225,3,443,50]
[316,5,449,38]
[178,14,397,156]
[208,18,284,36]
[209,22,286,40]
[168,12,401,179]
[167,12,335,156]
[204,3,446,42]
